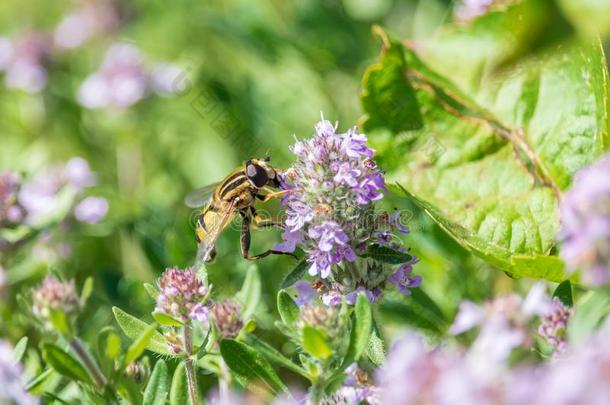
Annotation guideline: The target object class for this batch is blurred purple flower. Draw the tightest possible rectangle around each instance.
[64,157,96,191]
[32,276,80,330]
[559,153,610,287]
[0,171,24,224]
[538,298,571,355]
[0,32,51,93]
[294,281,316,306]
[54,0,119,49]
[378,333,507,405]
[455,0,493,23]
[79,43,149,109]
[18,157,97,225]
[0,341,38,405]
[79,43,184,109]
[74,197,108,224]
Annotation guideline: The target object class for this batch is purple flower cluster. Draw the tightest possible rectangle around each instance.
[279,119,420,304]
[32,276,80,330]
[78,43,183,109]
[154,267,209,324]
[321,365,380,405]
[559,153,610,287]
[211,300,243,339]
[0,341,38,405]
[538,298,571,354]
[16,157,107,226]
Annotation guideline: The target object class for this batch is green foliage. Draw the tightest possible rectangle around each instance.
[170,362,189,405]
[144,360,169,405]
[236,265,261,319]
[361,27,610,281]
[12,336,28,364]
[112,307,171,356]
[342,294,372,368]
[302,326,333,361]
[553,281,574,307]
[568,291,610,346]
[277,290,300,326]
[244,334,310,378]
[359,244,413,264]
[41,343,92,385]
[219,339,287,394]
[380,289,449,336]
[281,258,308,289]
[123,323,158,366]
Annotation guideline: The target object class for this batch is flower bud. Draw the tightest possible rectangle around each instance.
[125,362,145,383]
[211,300,243,339]
[31,276,80,332]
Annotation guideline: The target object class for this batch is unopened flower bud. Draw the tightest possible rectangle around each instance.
[125,362,145,382]
[32,276,80,331]
[211,300,243,339]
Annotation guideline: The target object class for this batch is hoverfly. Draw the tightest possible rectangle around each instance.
[185,157,294,263]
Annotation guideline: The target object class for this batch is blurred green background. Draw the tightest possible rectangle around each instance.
[1,0,610,391]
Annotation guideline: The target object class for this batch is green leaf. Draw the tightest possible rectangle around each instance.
[417,0,556,93]
[366,326,386,366]
[359,244,412,264]
[380,289,448,335]
[25,368,54,391]
[237,265,261,319]
[112,307,172,355]
[360,26,423,133]
[558,0,610,38]
[144,360,169,405]
[124,323,158,366]
[302,326,333,361]
[277,290,300,326]
[553,280,573,307]
[12,336,28,364]
[281,258,308,289]
[342,294,372,368]
[170,362,189,405]
[152,311,184,327]
[42,343,92,385]
[567,291,610,346]
[244,334,310,379]
[143,283,159,300]
[80,277,94,308]
[220,339,287,394]
[361,29,610,281]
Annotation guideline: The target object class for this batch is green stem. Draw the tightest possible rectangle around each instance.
[308,377,325,405]
[69,338,107,389]
[183,326,199,405]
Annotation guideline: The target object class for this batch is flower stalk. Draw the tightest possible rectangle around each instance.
[182,325,199,405]
[69,338,107,389]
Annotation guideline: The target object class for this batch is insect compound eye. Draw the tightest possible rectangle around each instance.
[246,163,269,188]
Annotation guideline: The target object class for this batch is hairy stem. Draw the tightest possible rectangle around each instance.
[183,325,199,405]
[219,358,230,404]
[69,338,107,389]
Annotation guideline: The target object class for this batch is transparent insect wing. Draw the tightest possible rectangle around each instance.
[184,182,219,208]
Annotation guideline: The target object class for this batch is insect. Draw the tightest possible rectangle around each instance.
[185,157,294,263]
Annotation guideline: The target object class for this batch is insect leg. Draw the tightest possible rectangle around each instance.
[250,207,284,229]
[256,189,292,202]
[240,210,296,261]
